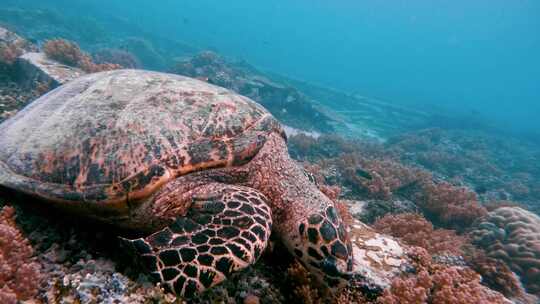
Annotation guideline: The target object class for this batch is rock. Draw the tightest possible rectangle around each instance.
[348,218,408,296]
[0,26,35,63]
[16,52,86,87]
[0,27,31,48]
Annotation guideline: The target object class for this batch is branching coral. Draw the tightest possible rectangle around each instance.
[0,43,23,65]
[310,152,431,200]
[415,181,487,229]
[471,207,540,295]
[0,206,41,302]
[338,156,430,200]
[386,128,540,209]
[373,213,466,255]
[43,39,121,73]
[43,39,83,66]
[378,247,509,304]
[285,260,369,304]
[0,27,31,66]
[286,261,322,304]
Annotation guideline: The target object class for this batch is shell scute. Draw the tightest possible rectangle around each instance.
[0,70,283,207]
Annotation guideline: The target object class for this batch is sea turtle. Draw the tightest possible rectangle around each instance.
[0,69,353,297]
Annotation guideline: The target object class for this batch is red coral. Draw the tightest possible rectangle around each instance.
[373,213,466,255]
[0,206,41,301]
[378,247,508,304]
[43,39,121,73]
[335,154,430,200]
[0,44,23,65]
[43,39,84,66]
[415,181,487,229]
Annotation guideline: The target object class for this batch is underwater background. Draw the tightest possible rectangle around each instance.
[1,1,540,303]
[3,0,540,136]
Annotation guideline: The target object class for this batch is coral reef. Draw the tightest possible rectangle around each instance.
[121,37,168,70]
[386,128,540,215]
[465,248,533,301]
[373,213,466,256]
[355,199,418,224]
[0,42,23,66]
[299,149,431,201]
[334,154,430,200]
[0,26,33,66]
[0,28,47,121]
[286,261,325,303]
[414,181,487,229]
[0,74,44,121]
[288,133,369,161]
[0,205,41,303]
[43,39,121,72]
[378,247,509,304]
[471,207,540,295]
[285,260,369,304]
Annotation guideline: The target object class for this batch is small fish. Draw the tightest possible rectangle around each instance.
[356,168,372,180]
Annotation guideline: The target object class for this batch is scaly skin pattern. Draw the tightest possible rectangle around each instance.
[137,133,354,294]
[0,70,353,297]
[242,133,353,290]
[124,183,273,297]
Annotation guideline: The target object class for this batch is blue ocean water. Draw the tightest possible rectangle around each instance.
[3,0,539,136]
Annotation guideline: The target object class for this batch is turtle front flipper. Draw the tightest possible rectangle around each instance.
[121,184,272,298]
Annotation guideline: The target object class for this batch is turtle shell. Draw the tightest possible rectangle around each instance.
[0,70,284,214]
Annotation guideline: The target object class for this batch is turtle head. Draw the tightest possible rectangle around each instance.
[294,205,353,291]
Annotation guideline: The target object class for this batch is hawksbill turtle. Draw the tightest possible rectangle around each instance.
[0,69,353,297]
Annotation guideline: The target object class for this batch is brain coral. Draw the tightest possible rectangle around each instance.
[471,207,540,295]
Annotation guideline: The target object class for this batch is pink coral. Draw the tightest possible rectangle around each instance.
[0,28,30,66]
[0,44,22,65]
[334,153,430,200]
[43,39,121,73]
[0,205,41,301]
[415,181,487,229]
[373,213,466,255]
[378,248,508,304]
